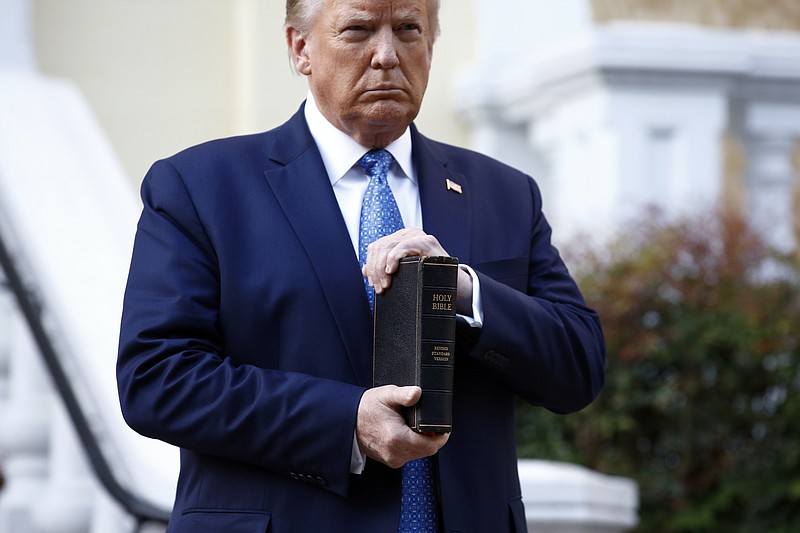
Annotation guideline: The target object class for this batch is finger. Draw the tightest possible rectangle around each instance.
[363,228,450,294]
[384,233,447,274]
[364,228,422,273]
[393,385,422,407]
[363,238,395,288]
[364,247,395,293]
[404,431,451,462]
[357,386,450,467]
[372,384,421,409]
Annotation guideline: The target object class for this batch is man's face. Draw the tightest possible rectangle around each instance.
[291,0,434,148]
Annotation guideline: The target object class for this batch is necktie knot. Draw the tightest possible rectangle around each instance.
[358,149,394,182]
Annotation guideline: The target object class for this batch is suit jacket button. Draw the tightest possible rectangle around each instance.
[483,350,510,368]
[289,472,300,481]
[315,476,327,487]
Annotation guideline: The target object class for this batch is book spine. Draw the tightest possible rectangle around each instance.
[408,258,457,433]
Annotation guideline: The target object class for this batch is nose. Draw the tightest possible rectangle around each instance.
[371,27,399,69]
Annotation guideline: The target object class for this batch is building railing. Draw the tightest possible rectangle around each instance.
[0,225,170,530]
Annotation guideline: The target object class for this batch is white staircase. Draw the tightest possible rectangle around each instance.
[0,2,178,529]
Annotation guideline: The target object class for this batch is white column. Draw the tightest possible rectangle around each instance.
[743,103,800,252]
[607,88,727,223]
[0,0,36,70]
[532,90,620,241]
[0,307,51,533]
[0,1,48,529]
[744,135,797,250]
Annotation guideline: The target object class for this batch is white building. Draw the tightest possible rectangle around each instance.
[459,0,800,250]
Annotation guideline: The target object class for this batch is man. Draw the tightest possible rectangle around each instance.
[117,0,605,531]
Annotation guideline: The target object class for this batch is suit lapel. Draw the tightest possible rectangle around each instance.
[412,128,472,264]
[263,108,373,386]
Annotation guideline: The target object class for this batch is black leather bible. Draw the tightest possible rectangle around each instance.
[373,256,458,434]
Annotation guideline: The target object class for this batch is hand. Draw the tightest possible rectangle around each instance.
[361,227,474,314]
[356,385,449,469]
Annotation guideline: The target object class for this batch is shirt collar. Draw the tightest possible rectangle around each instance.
[304,92,415,186]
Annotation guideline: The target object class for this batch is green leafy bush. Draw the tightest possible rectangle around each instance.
[516,207,800,532]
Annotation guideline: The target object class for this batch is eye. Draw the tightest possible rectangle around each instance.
[397,23,421,33]
[340,24,371,42]
[396,22,423,42]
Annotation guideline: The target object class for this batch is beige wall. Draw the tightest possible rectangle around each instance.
[33,0,475,184]
[592,0,800,30]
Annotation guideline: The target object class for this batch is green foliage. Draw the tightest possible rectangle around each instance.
[516,207,800,531]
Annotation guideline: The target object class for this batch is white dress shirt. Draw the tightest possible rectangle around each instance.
[304,92,422,253]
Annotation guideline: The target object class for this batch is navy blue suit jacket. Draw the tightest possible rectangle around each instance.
[117,105,605,532]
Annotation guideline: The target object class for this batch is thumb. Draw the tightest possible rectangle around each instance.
[394,385,422,407]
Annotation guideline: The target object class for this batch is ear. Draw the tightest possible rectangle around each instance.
[286,26,312,75]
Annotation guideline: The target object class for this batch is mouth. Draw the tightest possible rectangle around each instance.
[365,84,404,94]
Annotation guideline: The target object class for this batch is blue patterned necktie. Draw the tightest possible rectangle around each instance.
[356,149,440,532]
[398,456,439,532]
[357,149,405,312]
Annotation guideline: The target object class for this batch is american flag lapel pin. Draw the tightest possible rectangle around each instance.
[445,178,463,194]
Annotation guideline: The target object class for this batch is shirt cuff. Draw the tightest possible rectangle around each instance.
[457,264,483,328]
[351,432,367,474]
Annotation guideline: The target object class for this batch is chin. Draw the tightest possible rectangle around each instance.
[362,101,417,127]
